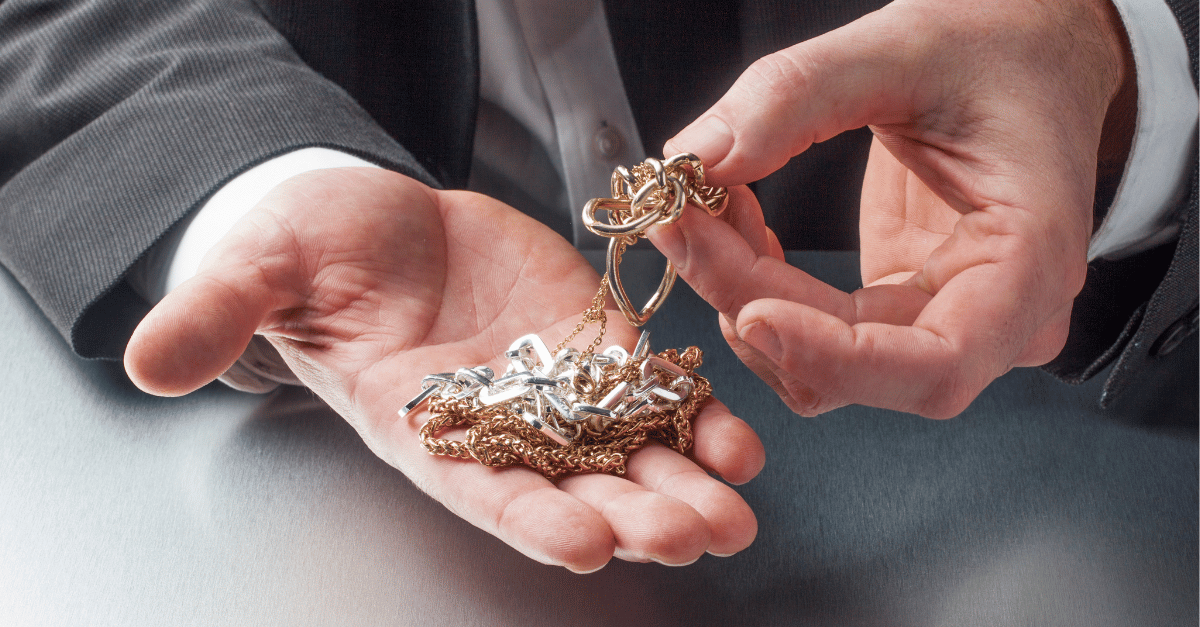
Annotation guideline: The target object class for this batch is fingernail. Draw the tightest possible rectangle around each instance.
[646,223,687,271]
[666,115,733,165]
[742,321,783,362]
[566,562,607,575]
[652,555,702,567]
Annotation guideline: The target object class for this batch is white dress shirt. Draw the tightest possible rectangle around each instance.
[128,0,1198,392]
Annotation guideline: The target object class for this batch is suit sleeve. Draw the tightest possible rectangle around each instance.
[0,0,442,359]
[1043,0,1198,406]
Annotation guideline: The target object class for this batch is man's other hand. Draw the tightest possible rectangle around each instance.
[654,0,1132,418]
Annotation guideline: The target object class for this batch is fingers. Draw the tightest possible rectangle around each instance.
[556,358,763,563]
[381,397,758,570]
[689,398,765,486]
[507,376,764,565]
[624,444,758,557]
[396,437,617,573]
[555,400,763,564]
[718,313,790,406]
[733,250,1059,419]
[359,325,762,572]
[664,7,917,186]
[124,269,278,396]
[717,185,779,260]
[556,473,709,566]
[648,188,854,323]
[648,170,1070,419]
[558,443,759,565]
[734,298,971,418]
[363,375,615,572]
[850,284,932,327]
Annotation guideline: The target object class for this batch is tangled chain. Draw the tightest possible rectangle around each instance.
[419,347,708,479]
[402,155,723,479]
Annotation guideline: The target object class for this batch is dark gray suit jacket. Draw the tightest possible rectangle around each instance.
[0,0,1194,407]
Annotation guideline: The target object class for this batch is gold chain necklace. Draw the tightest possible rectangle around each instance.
[401,154,727,479]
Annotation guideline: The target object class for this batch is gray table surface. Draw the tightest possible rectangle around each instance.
[1,251,1195,627]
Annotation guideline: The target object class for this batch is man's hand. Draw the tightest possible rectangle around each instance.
[651,0,1133,418]
[124,167,763,571]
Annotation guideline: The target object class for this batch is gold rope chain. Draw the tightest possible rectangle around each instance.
[402,154,727,478]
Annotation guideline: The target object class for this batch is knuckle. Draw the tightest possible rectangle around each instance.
[777,373,826,417]
[706,284,744,318]
[915,355,985,419]
[743,49,815,112]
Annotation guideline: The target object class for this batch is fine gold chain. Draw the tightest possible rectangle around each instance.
[553,275,610,358]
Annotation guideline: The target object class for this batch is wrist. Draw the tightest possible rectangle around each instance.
[1089,0,1135,98]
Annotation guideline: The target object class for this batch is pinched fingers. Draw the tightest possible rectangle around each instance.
[648,205,997,418]
[648,189,854,324]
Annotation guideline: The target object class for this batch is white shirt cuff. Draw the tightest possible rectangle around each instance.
[133,147,380,303]
[1090,0,1198,260]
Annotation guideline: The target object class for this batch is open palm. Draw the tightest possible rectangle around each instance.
[125,167,763,571]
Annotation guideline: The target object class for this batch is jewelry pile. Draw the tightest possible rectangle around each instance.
[400,154,727,478]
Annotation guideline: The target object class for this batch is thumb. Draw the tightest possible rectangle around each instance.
[665,7,918,186]
[124,268,278,397]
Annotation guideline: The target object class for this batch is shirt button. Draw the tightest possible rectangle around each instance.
[594,125,624,159]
